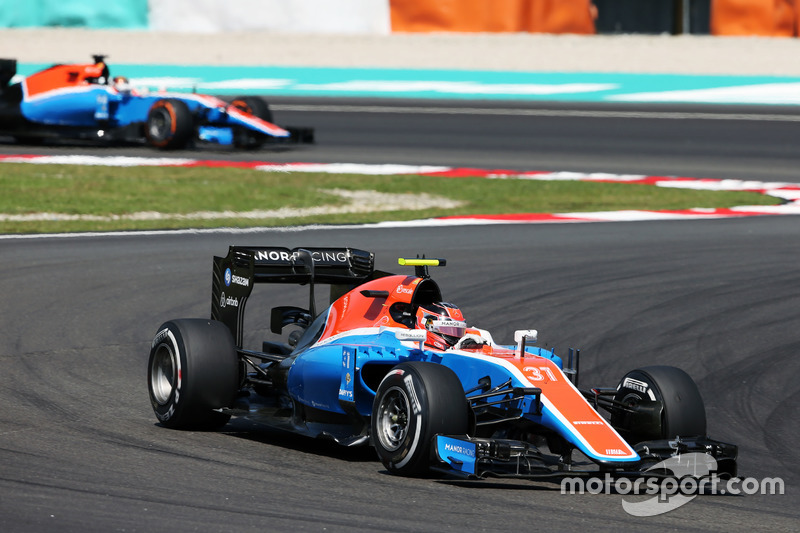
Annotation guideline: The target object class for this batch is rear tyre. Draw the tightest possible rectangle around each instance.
[145,98,193,149]
[231,96,272,149]
[372,362,469,476]
[611,365,707,444]
[147,319,239,429]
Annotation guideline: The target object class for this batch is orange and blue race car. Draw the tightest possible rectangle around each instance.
[147,246,737,481]
[0,55,312,149]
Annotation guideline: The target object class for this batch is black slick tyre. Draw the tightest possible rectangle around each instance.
[612,365,707,444]
[145,98,193,149]
[147,319,239,429]
[371,362,468,476]
[230,95,272,149]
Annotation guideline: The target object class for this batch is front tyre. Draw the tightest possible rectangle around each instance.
[231,96,273,149]
[372,362,468,476]
[612,365,707,444]
[145,98,193,149]
[147,319,239,429]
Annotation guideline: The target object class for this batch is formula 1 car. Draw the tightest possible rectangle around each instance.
[0,56,313,149]
[147,247,737,481]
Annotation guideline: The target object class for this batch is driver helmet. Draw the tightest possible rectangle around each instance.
[415,302,466,349]
[113,76,131,93]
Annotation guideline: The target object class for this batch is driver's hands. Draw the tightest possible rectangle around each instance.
[453,333,489,350]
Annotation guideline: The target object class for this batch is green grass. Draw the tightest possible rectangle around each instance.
[0,163,782,234]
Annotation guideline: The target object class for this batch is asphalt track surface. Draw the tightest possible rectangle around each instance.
[1,100,799,532]
[3,98,800,182]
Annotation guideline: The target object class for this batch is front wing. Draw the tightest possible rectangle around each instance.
[433,434,738,481]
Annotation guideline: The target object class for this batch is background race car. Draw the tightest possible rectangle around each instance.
[0,55,313,149]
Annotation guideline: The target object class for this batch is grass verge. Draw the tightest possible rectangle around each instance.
[0,163,782,234]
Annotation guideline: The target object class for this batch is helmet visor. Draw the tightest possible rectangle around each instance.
[431,319,466,339]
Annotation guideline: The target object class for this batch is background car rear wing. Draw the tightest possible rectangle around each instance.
[212,246,375,346]
[0,59,16,90]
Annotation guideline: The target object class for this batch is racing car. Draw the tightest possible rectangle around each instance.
[0,56,313,149]
[147,246,737,481]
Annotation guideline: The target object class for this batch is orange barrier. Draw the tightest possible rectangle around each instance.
[711,0,798,36]
[389,0,596,34]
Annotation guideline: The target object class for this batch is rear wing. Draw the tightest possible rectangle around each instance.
[211,246,375,346]
[0,58,16,89]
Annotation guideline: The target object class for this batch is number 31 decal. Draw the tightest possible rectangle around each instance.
[523,366,558,382]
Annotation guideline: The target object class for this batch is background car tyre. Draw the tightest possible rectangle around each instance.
[611,365,707,444]
[145,98,193,149]
[372,362,469,476]
[231,96,273,149]
[147,319,239,429]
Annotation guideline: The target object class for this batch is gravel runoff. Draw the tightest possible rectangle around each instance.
[1,28,800,75]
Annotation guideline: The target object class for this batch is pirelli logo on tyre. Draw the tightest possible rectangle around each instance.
[622,377,649,394]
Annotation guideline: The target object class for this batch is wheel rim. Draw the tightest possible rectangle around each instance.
[620,391,645,406]
[376,386,410,452]
[150,343,177,405]
[148,107,172,141]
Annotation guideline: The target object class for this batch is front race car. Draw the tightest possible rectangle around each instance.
[147,246,737,485]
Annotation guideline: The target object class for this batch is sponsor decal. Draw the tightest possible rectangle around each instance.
[253,249,349,264]
[573,420,604,425]
[231,274,249,287]
[94,93,109,120]
[395,286,414,295]
[622,377,649,394]
[605,448,628,455]
[224,267,248,288]
[219,292,239,308]
[436,436,478,475]
[254,249,293,262]
[428,337,447,350]
[339,348,355,403]
[443,442,476,458]
[309,250,348,263]
[152,327,170,349]
[404,374,421,415]
[338,388,354,401]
